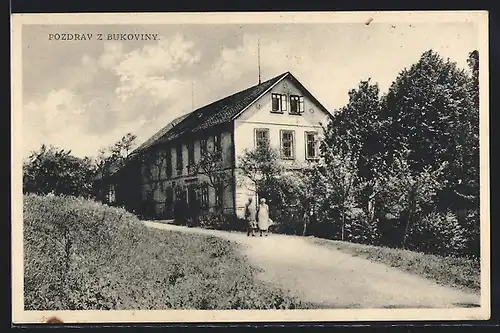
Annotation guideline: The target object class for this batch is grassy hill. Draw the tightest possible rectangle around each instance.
[23,194,300,310]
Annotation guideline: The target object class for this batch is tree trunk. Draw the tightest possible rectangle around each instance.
[341,211,345,241]
[302,213,308,236]
[402,206,414,249]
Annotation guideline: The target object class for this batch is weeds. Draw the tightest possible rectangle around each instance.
[24,194,301,310]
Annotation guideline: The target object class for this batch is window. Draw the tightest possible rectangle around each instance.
[213,134,222,161]
[187,142,195,166]
[280,130,295,159]
[290,95,305,114]
[200,183,209,209]
[213,134,222,153]
[176,144,183,175]
[305,132,319,160]
[215,183,224,208]
[255,128,270,149]
[200,138,207,157]
[271,93,287,112]
[165,148,172,178]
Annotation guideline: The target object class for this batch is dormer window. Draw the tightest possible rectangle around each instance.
[271,93,287,113]
[290,95,304,114]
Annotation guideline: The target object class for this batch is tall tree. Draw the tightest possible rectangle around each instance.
[95,132,138,179]
[322,79,386,181]
[380,50,479,209]
[321,79,387,220]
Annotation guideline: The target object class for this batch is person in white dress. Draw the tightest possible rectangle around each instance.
[257,198,270,236]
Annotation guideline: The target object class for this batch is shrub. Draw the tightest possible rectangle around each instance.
[406,211,468,257]
[344,208,381,245]
[461,209,480,258]
[196,211,247,232]
[24,194,301,310]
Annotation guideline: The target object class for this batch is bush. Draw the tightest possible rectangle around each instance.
[196,211,247,232]
[344,208,381,245]
[406,211,468,257]
[461,209,480,258]
[24,194,301,310]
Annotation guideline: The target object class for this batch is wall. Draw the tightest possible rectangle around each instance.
[138,125,235,218]
[233,76,331,216]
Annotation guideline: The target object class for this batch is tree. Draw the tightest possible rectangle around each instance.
[321,79,388,223]
[95,133,138,180]
[195,149,234,209]
[380,50,478,209]
[96,133,137,169]
[23,144,95,198]
[317,148,360,241]
[322,79,386,182]
[376,147,448,248]
[136,148,168,213]
[238,144,311,235]
[93,133,138,205]
[238,144,284,189]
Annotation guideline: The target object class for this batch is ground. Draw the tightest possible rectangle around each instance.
[144,221,480,309]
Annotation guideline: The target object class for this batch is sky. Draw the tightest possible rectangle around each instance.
[21,22,478,159]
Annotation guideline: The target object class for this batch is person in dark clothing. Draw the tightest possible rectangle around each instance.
[174,191,189,225]
[190,197,201,227]
[244,197,257,236]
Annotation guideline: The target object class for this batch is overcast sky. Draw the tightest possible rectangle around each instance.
[21,22,477,158]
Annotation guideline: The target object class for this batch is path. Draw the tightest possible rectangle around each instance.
[144,221,480,309]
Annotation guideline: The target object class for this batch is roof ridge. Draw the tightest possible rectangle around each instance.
[190,71,288,114]
[131,71,290,154]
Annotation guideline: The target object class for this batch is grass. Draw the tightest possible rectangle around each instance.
[309,237,480,295]
[23,194,301,310]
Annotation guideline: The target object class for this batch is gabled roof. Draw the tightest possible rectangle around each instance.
[130,71,332,156]
[133,113,190,153]
[130,71,288,155]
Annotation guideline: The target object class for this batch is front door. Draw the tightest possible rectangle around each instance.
[187,184,198,207]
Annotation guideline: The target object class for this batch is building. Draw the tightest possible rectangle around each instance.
[97,71,332,220]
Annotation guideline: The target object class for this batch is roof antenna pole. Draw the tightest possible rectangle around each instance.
[191,79,194,110]
[258,36,261,85]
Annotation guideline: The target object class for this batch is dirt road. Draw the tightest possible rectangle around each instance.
[144,221,480,309]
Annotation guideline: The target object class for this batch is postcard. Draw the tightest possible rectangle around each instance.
[11,11,490,324]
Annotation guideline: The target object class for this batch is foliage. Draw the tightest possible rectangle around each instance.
[238,144,312,235]
[381,50,479,208]
[23,144,95,198]
[344,207,381,245]
[317,49,480,257]
[95,132,138,178]
[238,144,284,186]
[196,211,247,232]
[375,147,448,247]
[321,79,386,182]
[195,149,234,191]
[406,211,468,257]
[24,194,302,310]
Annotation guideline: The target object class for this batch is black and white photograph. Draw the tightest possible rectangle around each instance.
[11,11,490,323]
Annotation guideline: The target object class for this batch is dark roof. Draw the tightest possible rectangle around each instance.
[97,71,333,180]
[133,113,190,153]
[132,70,333,159]
[130,72,288,155]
